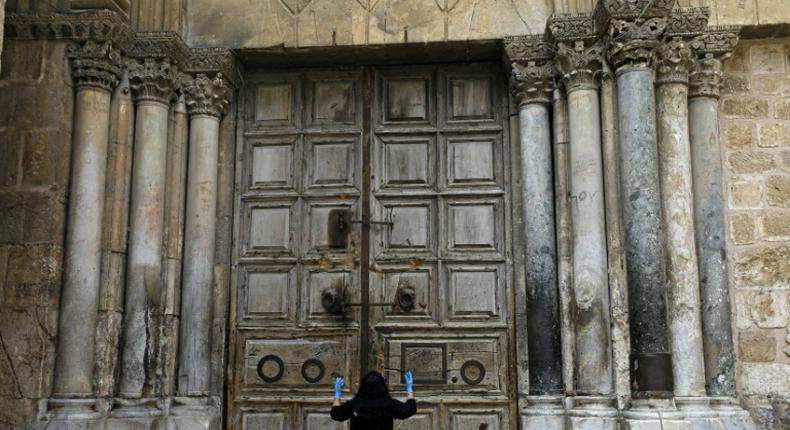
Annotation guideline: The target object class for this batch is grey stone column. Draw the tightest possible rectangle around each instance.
[53,41,122,399]
[119,58,179,398]
[655,38,707,401]
[688,29,740,399]
[607,17,673,397]
[178,73,230,396]
[555,40,614,399]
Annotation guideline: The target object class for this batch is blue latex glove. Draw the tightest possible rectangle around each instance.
[404,371,414,394]
[334,377,344,399]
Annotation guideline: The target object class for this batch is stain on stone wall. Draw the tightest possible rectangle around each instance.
[721,36,790,429]
[0,39,73,428]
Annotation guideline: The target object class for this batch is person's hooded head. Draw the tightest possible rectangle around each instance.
[355,371,390,400]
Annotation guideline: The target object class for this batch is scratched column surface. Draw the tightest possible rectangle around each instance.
[178,73,230,396]
[119,58,179,398]
[555,38,614,400]
[688,28,740,399]
[655,38,707,401]
[53,40,122,399]
[607,16,673,396]
[510,56,563,395]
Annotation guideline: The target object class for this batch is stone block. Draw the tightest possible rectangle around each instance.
[748,291,788,328]
[729,181,764,209]
[760,211,790,241]
[0,307,57,399]
[0,40,44,81]
[0,398,38,430]
[0,128,23,187]
[22,129,71,187]
[722,97,770,119]
[23,191,66,243]
[722,75,750,95]
[4,244,61,307]
[739,363,790,396]
[0,191,25,243]
[728,151,776,174]
[780,151,790,171]
[758,122,789,147]
[750,44,786,74]
[739,330,777,362]
[725,122,756,149]
[733,246,790,289]
[716,0,757,26]
[755,0,790,25]
[723,45,750,74]
[731,212,757,244]
[766,175,790,207]
[751,76,781,95]
[774,100,790,120]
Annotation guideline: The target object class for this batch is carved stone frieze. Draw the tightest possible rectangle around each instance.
[187,48,242,90]
[594,0,674,32]
[510,61,554,106]
[126,31,190,68]
[3,10,133,46]
[68,40,123,91]
[689,26,740,57]
[688,27,740,98]
[655,37,695,85]
[503,34,552,63]
[555,40,605,91]
[547,12,596,42]
[127,57,180,103]
[182,73,231,118]
[665,7,711,37]
[606,17,667,71]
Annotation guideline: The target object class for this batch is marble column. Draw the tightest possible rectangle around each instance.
[178,73,230,396]
[607,17,673,397]
[119,58,179,398]
[555,40,614,399]
[52,40,121,400]
[655,36,709,409]
[688,29,740,400]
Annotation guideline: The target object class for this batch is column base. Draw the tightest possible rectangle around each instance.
[33,396,221,430]
[568,396,619,430]
[521,395,565,430]
[623,398,689,430]
[710,397,758,430]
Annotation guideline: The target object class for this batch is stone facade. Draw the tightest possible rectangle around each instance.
[0,1,788,429]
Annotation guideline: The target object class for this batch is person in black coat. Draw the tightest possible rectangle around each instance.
[330,370,416,430]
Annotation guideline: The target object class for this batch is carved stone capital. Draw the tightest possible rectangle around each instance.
[606,17,667,71]
[510,61,554,106]
[655,37,695,85]
[186,48,241,90]
[182,73,231,118]
[594,0,674,32]
[127,57,180,104]
[547,13,596,42]
[67,40,123,91]
[665,7,711,37]
[555,40,604,91]
[688,27,740,98]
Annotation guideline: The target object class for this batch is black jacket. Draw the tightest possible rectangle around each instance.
[330,397,417,430]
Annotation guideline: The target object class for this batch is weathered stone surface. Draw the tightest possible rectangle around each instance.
[749,44,786,74]
[760,211,790,241]
[766,175,790,207]
[725,122,755,149]
[22,129,71,187]
[729,181,764,209]
[780,150,790,171]
[739,330,777,362]
[751,76,782,95]
[739,363,790,396]
[774,100,790,120]
[730,212,757,244]
[723,45,749,73]
[758,122,789,147]
[721,75,750,95]
[734,247,790,289]
[722,97,769,118]
[728,151,776,174]
[4,244,61,308]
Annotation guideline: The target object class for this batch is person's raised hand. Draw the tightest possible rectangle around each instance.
[334,377,344,399]
[404,371,414,394]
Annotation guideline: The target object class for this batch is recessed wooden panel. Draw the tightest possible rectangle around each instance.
[311,81,356,125]
[378,135,434,191]
[255,83,294,125]
[303,409,346,430]
[304,200,356,254]
[306,136,358,190]
[394,409,437,430]
[242,411,289,430]
[302,268,356,324]
[248,202,295,254]
[388,204,429,250]
[243,338,348,387]
[251,142,295,190]
[447,268,498,318]
[448,203,495,250]
[447,139,495,185]
[450,410,502,430]
[385,79,429,122]
[447,77,493,121]
[243,267,294,321]
[401,343,446,384]
[374,264,435,323]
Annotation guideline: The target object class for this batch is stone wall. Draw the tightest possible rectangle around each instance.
[721,37,790,428]
[0,39,73,428]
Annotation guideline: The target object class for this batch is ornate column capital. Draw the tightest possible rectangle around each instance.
[655,37,696,85]
[127,57,180,104]
[555,40,605,91]
[67,40,123,92]
[510,61,555,106]
[688,27,740,98]
[606,17,667,72]
[182,73,231,118]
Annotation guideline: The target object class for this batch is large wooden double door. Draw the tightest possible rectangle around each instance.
[230,62,516,429]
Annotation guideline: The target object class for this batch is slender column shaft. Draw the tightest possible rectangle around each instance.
[689,54,736,397]
[119,99,171,397]
[179,115,221,395]
[53,41,121,397]
[178,73,230,396]
[520,102,563,394]
[616,67,673,395]
[54,87,113,397]
[656,41,707,398]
